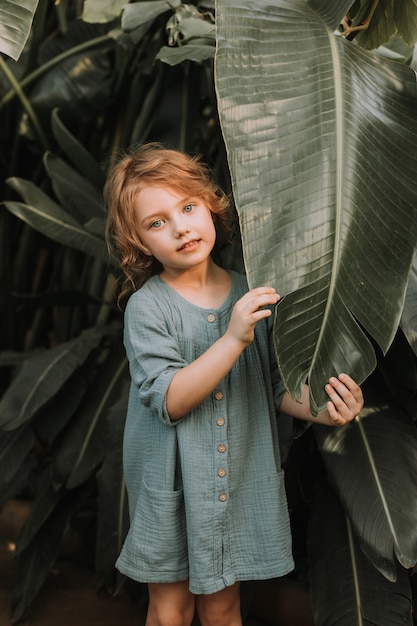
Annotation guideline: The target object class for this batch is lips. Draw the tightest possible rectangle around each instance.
[178,239,200,251]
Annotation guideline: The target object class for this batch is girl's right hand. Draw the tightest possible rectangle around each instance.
[226,287,280,347]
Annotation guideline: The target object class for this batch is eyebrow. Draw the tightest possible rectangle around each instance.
[140,212,160,223]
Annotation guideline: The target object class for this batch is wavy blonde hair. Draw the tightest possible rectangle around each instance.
[104,143,232,307]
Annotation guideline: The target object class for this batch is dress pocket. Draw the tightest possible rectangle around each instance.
[129,480,188,572]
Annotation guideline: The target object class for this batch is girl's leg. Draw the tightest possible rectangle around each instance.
[146,580,195,626]
[196,582,242,626]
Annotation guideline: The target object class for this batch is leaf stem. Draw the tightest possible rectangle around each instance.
[0,56,49,151]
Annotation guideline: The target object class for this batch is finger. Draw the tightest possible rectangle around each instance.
[325,382,350,415]
[336,375,364,416]
[325,379,359,419]
[249,308,273,323]
[236,289,279,310]
[253,293,280,309]
[239,293,280,316]
[337,373,363,403]
[326,401,349,425]
[327,375,361,405]
[249,286,278,296]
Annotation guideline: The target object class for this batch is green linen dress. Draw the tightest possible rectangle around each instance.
[116,270,294,594]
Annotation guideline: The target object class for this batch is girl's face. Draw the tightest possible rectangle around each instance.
[134,185,217,275]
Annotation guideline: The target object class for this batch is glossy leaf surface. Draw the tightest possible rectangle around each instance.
[5,178,107,262]
[309,477,413,625]
[401,254,417,356]
[314,407,417,580]
[0,0,39,60]
[0,326,107,430]
[215,0,417,413]
[95,380,130,592]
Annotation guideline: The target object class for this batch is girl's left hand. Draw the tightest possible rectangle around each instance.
[325,373,364,426]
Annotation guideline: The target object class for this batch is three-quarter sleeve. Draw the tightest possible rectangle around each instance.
[124,291,187,426]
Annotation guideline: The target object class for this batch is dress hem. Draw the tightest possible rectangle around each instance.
[116,558,295,596]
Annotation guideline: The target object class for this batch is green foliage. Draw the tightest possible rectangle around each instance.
[215,0,417,414]
[0,1,226,621]
[343,0,417,50]
[0,0,39,61]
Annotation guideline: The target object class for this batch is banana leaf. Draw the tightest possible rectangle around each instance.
[0,326,109,430]
[313,406,417,581]
[43,152,104,223]
[308,0,353,28]
[401,254,417,357]
[11,493,76,623]
[308,476,413,625]
[0,457,35,510]
[0,425,35,488]
[81,0,126,24]
[156,44,215,65]
[121,0,181,38]
[346,0,417,50]
[53,346,128,490]
[33,364,91,446]
[0,0,39,60]
[215,0,417,414]
[50,108,106,190]
[95,380,130,592]
[15,472,64,556]
[4,178,107,262]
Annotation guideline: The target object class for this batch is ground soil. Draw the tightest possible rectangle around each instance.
[0,500,314,626]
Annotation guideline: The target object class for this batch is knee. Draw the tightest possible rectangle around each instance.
[198,607,240,626]
[146,581,195,626]
[146,597,195,626]
[197,584,242,626]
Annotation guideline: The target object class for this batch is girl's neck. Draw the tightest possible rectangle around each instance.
[160,260,231,309]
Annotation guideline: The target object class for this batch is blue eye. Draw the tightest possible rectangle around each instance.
[150,219,163,228]
[184,204,194,213]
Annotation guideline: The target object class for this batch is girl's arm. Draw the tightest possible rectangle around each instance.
[166,285,364,424]
[166,287,280,420]
[279,374,363,426]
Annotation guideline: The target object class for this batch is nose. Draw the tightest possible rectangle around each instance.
[173,218,191,237]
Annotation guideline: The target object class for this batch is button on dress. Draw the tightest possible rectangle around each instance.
[116,271,294,594]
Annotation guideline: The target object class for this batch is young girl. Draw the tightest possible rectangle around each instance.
[104,143,363,626]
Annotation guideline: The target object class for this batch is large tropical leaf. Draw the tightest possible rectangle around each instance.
[4,178,108,261]
[0,458,34,510]
[43,152,104,223]
[15,473,64,556]
[0,425,34,487]
[121,0,181,37]
[345,0,417,50]
[95,380,130,592]
[33,367,91,446]
[215,0,417,414]
[81,0,126,24]
[0,326,109,430]
[0,0,39,60]
[53,346,128,490]
[50,108,106,190]
[314,406,417,581]
[308,476,413,625]
[12,494,75,623]
[308,0,353,29]
[401,253,417,356]
[156,44,215,65]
